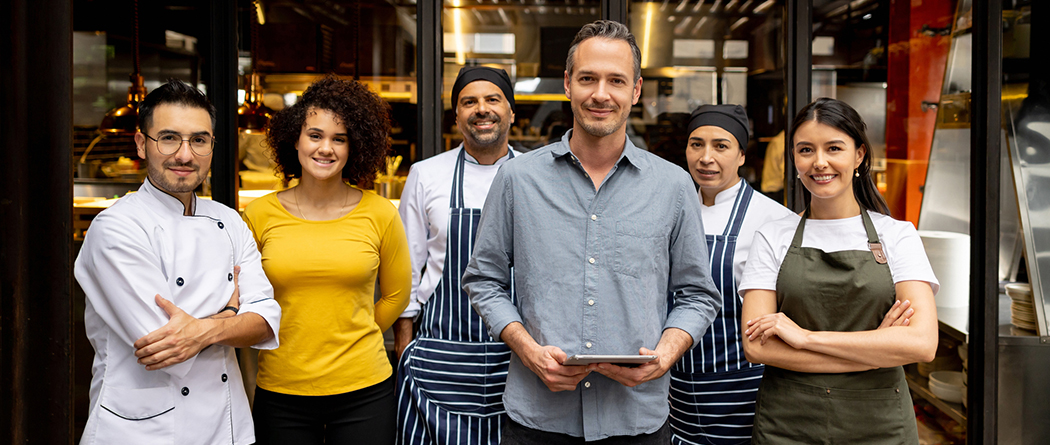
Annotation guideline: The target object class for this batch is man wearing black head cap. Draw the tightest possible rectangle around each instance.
[394,66,520,445]
[668,104,794,445]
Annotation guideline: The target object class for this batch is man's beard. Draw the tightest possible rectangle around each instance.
[146,152,204,194]
[463,112,509,148]
[572,100,627,138]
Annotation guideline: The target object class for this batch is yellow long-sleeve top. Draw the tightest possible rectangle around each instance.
[242,189,411,396]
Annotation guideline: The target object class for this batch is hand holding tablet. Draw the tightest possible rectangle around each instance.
[562,354,658,367]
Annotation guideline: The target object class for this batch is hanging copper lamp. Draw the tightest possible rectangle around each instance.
[238,1,272,133]
[99,0,145,134]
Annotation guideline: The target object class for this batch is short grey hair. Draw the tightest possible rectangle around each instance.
[565,20,642,82]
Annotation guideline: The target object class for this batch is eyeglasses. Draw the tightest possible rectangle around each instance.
[145,133,216,156]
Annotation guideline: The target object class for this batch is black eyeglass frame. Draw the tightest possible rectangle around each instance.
[144,132,217,157]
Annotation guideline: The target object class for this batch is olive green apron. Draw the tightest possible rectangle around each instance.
[751,211,918,445]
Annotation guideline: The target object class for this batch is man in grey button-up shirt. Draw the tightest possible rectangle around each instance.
[463,21,721,443]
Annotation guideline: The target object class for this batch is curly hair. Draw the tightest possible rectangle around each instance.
[266,75,391,184]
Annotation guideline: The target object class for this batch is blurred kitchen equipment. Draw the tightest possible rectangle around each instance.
[98,0,145,135]
[237,4,272,133]
[374,155,405,199]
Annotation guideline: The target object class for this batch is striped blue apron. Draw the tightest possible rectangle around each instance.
[670,181,763,445]
[396,149,515,445]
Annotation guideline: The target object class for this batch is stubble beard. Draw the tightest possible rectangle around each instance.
[145,151,205,194]
[572,101,627,138]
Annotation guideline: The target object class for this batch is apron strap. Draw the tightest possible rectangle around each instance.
[791,209,887,263]
[723,181,755,237]
[789,213,807,249]
[861,210,888,264]
[450,147,515,209]
[450,149,467,208]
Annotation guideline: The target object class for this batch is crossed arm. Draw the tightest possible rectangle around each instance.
[740,280,938,372]
[134,266,275,370]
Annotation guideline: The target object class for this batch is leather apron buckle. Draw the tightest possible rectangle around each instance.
[868,242,888,264]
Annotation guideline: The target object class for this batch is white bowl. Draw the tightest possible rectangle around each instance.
[929,371,964,403]
[1005,283,1033,301]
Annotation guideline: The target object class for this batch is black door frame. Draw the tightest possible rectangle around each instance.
[0,0,1001,441]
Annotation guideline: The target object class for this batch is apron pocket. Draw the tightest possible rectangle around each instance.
[752,376,830,445]
[408,338,505,417]
[96,385,176,444]
[826,385,910,445]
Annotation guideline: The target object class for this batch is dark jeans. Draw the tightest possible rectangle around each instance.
[501,417,671,445]
[252,375,395,445]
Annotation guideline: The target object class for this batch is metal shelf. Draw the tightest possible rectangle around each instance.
[906,372,967,425]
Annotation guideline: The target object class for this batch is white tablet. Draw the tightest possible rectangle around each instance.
[562,354,658,366]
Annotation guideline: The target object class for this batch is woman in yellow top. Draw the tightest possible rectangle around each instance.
[243,76,411,445]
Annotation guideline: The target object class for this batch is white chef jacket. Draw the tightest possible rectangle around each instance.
[698,180,796,286]
[397,145,518,318]
[74,179,282,445]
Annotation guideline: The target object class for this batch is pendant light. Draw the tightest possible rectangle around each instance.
[238,1,272,133]
[79,0,144,177]
[99,0,145,134]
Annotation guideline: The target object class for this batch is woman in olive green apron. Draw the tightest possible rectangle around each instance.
[737,98,940,444]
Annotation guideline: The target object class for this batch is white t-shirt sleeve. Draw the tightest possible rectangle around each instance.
[738,217,794,295]
[876,215,940,295]
[737,212,940,297]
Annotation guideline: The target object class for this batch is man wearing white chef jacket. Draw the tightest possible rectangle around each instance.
[75,79,282,445]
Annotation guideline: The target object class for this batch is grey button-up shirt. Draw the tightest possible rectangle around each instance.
[463,130,721,441]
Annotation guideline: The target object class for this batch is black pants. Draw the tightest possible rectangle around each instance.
[501,417,671,445]
[252,375,396,445]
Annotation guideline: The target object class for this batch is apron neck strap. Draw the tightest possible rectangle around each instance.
[451,147,515,209]
[790,213,808,248]
[860,210,879,244]
[790,208,886,263]
[722,181,754,236]
[451,149,467,208]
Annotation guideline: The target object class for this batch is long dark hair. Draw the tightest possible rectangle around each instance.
[790,97,890,215]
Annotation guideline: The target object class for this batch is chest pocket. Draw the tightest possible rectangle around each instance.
[612,220,666,278]
[96,385,176,444]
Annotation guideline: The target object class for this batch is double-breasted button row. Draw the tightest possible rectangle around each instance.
[181,387,190,396]
[221,373,228,382]
[176,273,235,286]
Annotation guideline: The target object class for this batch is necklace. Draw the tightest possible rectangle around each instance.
[293,183,351,220]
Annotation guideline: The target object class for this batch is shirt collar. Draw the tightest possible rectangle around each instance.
[141,177,197,216]
[703,179,743,208]
[460,144,514,166]
[549,129,646,171]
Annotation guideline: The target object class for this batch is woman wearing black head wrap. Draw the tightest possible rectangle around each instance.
[668,104,796,445]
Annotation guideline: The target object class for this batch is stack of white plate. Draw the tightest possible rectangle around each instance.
[928,371,965,403]
[1005,283,1037,332]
